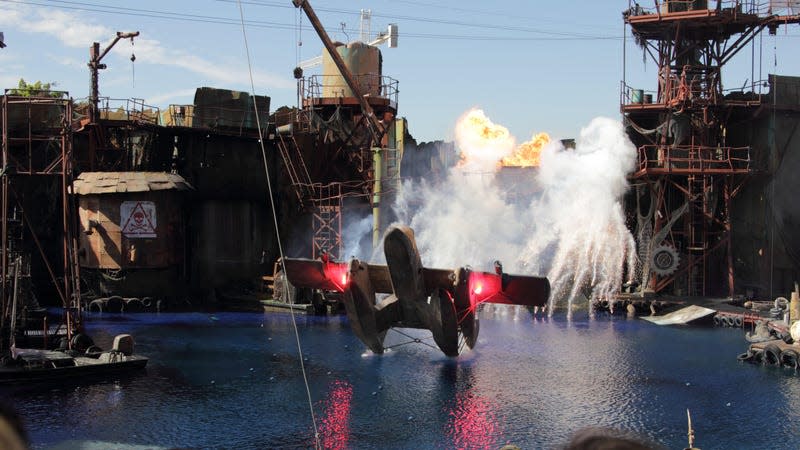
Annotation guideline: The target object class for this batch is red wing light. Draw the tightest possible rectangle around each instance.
[323,261,350,292]
[468,271,501,305]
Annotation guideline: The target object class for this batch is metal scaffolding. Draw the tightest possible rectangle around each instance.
[622,1,800,297]
[1,92,81,354]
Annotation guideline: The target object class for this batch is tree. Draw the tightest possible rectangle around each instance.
[8,78,65,98]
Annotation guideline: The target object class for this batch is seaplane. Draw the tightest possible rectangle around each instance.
[281,225,550,357]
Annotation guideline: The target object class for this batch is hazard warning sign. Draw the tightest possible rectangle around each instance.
[120,201,157,238]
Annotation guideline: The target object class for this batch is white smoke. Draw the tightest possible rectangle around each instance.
[394,110,638,312]
[341,215,374,261]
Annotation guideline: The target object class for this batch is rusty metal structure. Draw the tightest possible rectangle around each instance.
[622,1,800,297]
[278,0,400,260]
[72,172,192,302]
[1,90,80,353]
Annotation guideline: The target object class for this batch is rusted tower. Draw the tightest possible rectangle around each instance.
[622,1,799,297]
[1,89,80,353]
[278,0,400,260]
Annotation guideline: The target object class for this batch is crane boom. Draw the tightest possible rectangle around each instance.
[292,0,384,143]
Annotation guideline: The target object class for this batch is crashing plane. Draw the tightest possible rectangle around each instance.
[280,225,550,357]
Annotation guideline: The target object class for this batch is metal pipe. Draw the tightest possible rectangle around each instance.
[725,179,734,297]
[9,256,19,349]
[372,147,382,250]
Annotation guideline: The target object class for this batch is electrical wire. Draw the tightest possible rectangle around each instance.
[223,0,619,38]
[235,1,321,448]
[10,0,800,42]
[4,0,631,42]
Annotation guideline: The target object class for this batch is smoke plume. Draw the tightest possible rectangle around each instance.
[394,108,638,311]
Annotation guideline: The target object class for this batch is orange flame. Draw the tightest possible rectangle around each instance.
[501,132,550,167]
[456,109,514,168]
[464,110,510,142]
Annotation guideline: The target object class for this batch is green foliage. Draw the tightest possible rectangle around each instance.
[8,78,65,98]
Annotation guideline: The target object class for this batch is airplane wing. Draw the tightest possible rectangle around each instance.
[280,257,349,292]
[281,257,549,307]
[469,271,550,307]
[277,225,550,357]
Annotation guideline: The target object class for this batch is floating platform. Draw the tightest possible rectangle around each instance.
[260,300,318,314]
[641,304,716,325]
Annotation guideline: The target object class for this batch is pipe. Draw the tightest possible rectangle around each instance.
[372,147,382,250]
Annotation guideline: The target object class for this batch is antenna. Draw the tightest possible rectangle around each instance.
[298,21,398,71]
[360,9,371,42]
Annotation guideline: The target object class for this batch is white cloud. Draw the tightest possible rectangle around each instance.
[145,88,197,106]
[3,7,111,47]
[45,53,86,71]
[2,3,293,90]
[131,38,294,89]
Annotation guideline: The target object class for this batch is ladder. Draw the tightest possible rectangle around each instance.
[275,131,314,206]
[312,183,342,260]
[686,174,707,296]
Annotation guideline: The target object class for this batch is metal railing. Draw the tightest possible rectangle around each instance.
[625,1,789,16]
[621,77,772,107]
[635,144,751,173]
[303,74,399,107]
[85,97,160,125]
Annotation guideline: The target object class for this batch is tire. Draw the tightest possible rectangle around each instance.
[733,316,743,327]
[723,316,735,327]
[780,349,799,369]
[88,299,104,313]
[125,298,144,312]
[713,315,722,326]
[106,295,125,313]
[763,344,782,366]
[737,350,754,362]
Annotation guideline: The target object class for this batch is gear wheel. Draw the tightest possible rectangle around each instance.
[651,244,680,276]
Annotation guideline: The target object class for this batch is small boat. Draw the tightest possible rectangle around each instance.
[0,334,148,385]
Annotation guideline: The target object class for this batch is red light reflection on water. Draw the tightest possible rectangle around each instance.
[446,391,500,449]
[317,379,353,450]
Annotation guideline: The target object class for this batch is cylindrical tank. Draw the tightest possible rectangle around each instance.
[322,41,382,98]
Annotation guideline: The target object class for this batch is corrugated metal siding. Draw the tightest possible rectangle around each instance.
[72,172,193,195]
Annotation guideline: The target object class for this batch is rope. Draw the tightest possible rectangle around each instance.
[236,2,320,448]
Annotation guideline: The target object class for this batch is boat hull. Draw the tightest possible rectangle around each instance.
[0,355,148,385]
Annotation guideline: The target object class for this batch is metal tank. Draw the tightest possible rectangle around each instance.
[73,172,193,299]
[321,41,382,98]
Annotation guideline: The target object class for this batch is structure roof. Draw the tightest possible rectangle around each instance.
[72,172,193,195]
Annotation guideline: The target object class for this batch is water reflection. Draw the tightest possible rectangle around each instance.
[317,379,352,450]
[4,311,799,449]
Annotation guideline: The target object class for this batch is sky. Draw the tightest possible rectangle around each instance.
[1,0,799,143]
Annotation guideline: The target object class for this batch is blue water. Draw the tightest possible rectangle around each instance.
[3,306,799,449]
